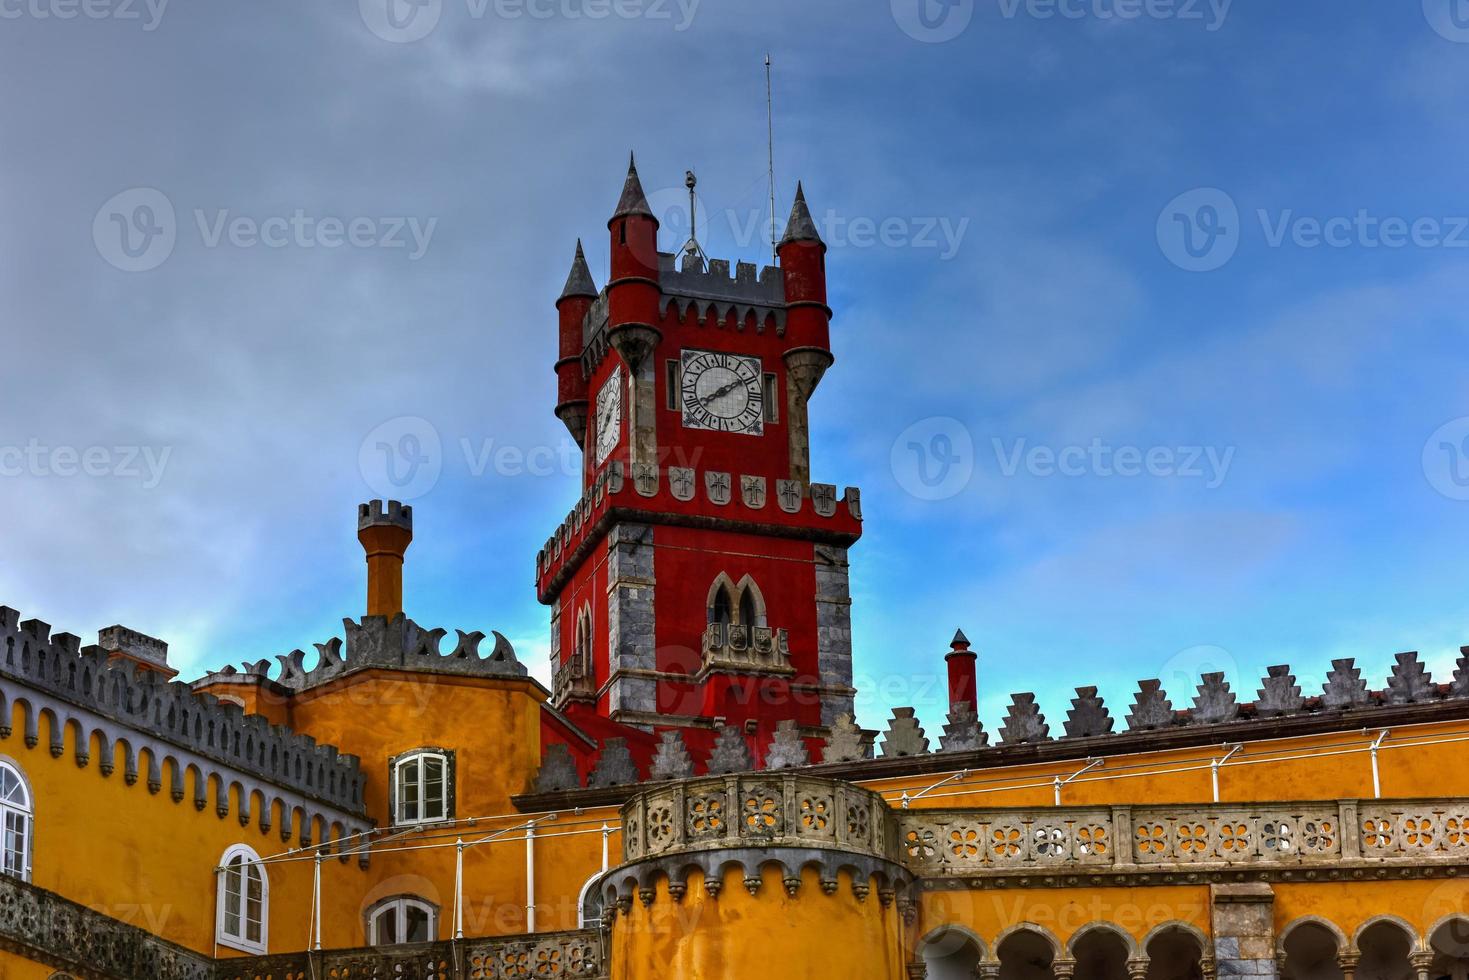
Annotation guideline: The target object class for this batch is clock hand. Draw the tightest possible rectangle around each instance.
[703,378,747,403]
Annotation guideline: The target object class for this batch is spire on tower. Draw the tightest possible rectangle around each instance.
[951,628,971,649]
[779,181,822,247]
[612,153,655,222]
[560,239,598,301]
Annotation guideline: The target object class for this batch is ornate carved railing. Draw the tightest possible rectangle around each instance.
[698,623,793,677]
[0,871,213,980]
[899,798,1469,885]
[212,929,604,980]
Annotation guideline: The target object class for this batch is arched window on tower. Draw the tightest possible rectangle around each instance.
[710,584,734,628]
[573,606,593,679]
[0,761,32,881]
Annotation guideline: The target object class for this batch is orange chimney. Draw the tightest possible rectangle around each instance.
[358,500,413,619]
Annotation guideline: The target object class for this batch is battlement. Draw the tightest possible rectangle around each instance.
[527,651,1469,799]
[660,252,784,302]
[358,499,413,531]
[0,604,366,815]
[207,613,528,693]
[98,624,169,668]
[535,461,862,599]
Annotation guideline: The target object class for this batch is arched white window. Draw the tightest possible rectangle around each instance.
[392,750,453,826]
[0,761,32,881]
[367,896,438,945]
[216,844,267,953]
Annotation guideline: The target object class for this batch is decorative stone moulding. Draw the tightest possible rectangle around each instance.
[699,623,793,677]
[0,606,368,822]
[656,252,788,335]
[202,612,527,695]
[215,929,604,980]
[599,773,909,916]
[898,797,1469,888]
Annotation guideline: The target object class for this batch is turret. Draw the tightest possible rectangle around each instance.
[777,183,833,482]
[555,239,597,447]
[945,629,979,713]
[358,500,413,619]
[606,154,663,372]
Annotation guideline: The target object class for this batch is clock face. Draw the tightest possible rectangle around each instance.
[681,349,764,435]
[594,368,624,465]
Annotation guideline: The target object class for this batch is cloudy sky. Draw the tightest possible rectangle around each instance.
[3,0,1468,735]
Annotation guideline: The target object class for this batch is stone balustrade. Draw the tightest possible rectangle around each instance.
[899,797,1469,886]
[212,930,603,980]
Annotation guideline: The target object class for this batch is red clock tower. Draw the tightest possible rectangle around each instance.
[538,157,862,754]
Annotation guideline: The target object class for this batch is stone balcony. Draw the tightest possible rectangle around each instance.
[698,622,794,678]
[213,930,604,980]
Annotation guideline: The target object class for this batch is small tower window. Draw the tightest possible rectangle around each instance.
[763,373,779,423]
[391,750,455,826]
[666,360,681,411]
[367,896,438,945]
[711,586,734,628]
[739,589,758,630]
[216,845,268,953]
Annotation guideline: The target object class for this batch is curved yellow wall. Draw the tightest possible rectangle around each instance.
[611,864,905,980]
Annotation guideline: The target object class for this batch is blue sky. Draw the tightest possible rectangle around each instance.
[2,0,1468,737]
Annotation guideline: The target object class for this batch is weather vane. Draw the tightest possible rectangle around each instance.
[676,168,708,271]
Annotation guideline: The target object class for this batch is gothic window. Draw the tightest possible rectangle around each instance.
[710,584,734,628]
[707,574,768,629]
[216,844,267,953]
[391,749,454,826]
[739,588,758,630]
[0,761,32,881]
[367,896,438,945]
[574,606,594,679]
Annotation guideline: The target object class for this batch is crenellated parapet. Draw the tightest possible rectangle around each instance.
[0,605,366,819]
[535,460,862,600]
[203,613,527,693]
[657,253,788,334]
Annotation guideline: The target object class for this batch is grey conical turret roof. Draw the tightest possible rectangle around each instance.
[559,239,598,300]
[779,181,823,247]
[612,153,655,222]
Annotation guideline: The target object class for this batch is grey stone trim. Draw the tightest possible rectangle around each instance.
[1063,688,1114,739]
[880,708,929,758]
[814,545,855,726]
[210,614,527,694]
[535,743,583,793]
[1,686,370,852]
[822,714,872,763]
[1255,667,1304,718]
[589,738,639,788]
[1127,680,1175,731]
[1387,652,1435,705]
[1210,884,1277,980]
[605,523,657,722]
[357,499,412,532]
[657,252,787,334]
[1323,659,1370,709]
[705,725,752,775]
[938,702,987,753]
[1192,673,1239,725]
[0,869,213,980]
[215,929,603,980]
[999,693,1050,745]
[0,607,365,816]
[765,720,811,770]
[649,730,694,781]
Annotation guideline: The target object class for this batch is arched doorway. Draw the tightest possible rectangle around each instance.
[1145,925,1207,980]
[998,927,1059,980]
[1070,925,1132,980]
[1428,918,1469,980]
[1282,920,1347,980]
[1356,920,1416,980]
[921,927,985,980]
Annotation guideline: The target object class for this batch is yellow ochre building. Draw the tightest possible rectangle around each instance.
[4,162,1469,980]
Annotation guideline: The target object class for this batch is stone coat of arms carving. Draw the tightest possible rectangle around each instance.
[669,467,696,502]
[741,476,767,509]
[705,471,732,506]
[633,463,659,498]
[811,483,837,517]
[777,480,803,514]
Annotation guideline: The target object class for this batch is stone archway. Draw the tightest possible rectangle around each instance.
[1428,918,1469,980]
[1356,919,1417,980]
[921,926,985,980]
[997,926,1060,980]
[1071,925,1132,980]
[1145,925,1207,980]
[1282,920,1347,980]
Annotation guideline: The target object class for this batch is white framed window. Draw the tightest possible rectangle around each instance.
[367,896,438,945]
[392,750,453,826]
[215,844,268,954]
[0,761,32,881]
